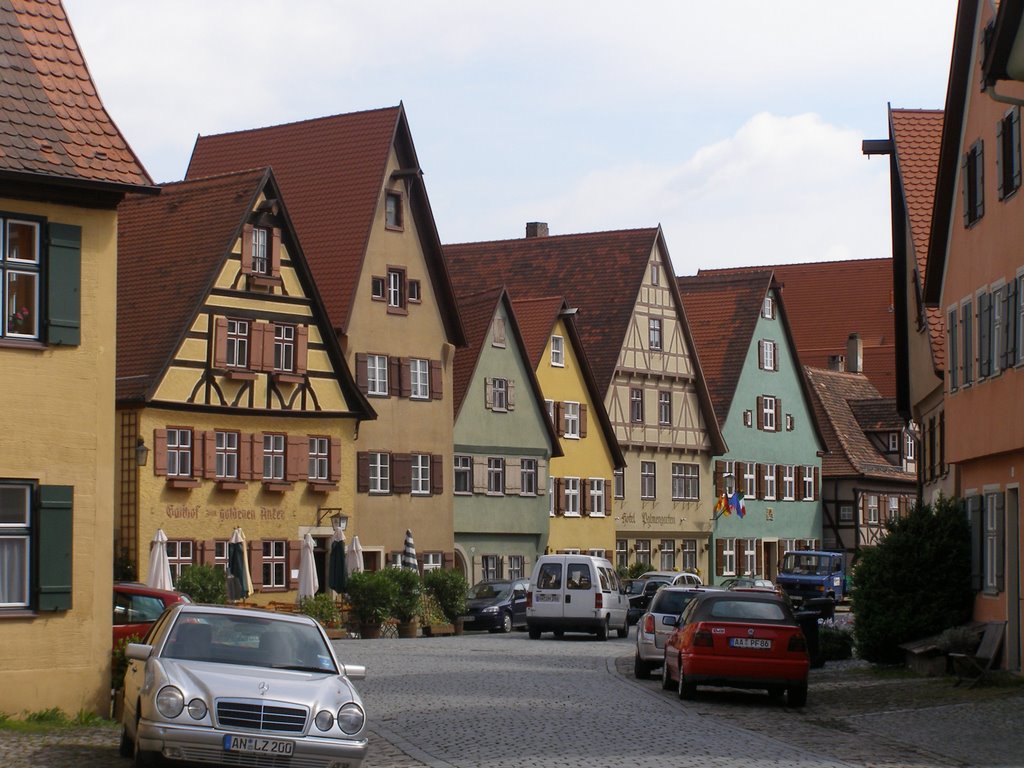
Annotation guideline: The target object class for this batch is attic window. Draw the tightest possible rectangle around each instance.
[371,276,385,301]
[762,296,775,319]
[408,279,421,303]
[385,191,403,230]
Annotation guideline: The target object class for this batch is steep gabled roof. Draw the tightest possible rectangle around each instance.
[185,104,464,346]
[0,0,153,191]
[700,258,897,398]
[445,227,726,454]
[451,287,562,456]
[116,167,373,419]
[511,295,625,470]
[891,108,945,374]
[804,366,914,482]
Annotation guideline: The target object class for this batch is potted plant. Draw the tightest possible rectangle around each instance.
[423,568,468,635]
[345,570,396,638]
[382,568,421,638]
[298,593,345,638]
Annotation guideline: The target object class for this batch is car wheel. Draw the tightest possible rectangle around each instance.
[596,618,609,641]
[119,724,132,758]
[501,611,513,634]
[616,616,629,639]
[134,715,157,767]
[528,626,541,640]
[786,682,808,708]
[677,669,696,700]
[661,657,674,690]
[633,653,650,679]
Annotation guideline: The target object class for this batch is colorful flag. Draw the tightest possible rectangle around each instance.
[714,494,729,516]
[730,491,746,518]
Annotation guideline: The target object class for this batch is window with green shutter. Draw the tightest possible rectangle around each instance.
[37,485,73,611]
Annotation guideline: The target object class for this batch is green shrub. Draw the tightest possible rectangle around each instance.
[418,591,447,626]
[25,708,66,724]
[852,495,973,664]
[381,568,421,623]
[174,564,227,605]
[422,568,468,623]
[623,562,652,580]
[346,570,397,625]
[819,623,854,661]
[299,593,341,628]
[112,634,142,690]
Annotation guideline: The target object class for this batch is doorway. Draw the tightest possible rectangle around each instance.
[763,540,778,582]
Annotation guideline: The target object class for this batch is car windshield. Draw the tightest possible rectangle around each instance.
[705,599,788,622]
[782,553,829,575]
[163,613,337,673]
[469,582,511,600]
[650,591,698,616]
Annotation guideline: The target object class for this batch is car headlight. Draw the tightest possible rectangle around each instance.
[156,686,184,718]
[481,606,499,614]
[187,699,207,720]
[314,710,335,731]
[336,703,365,735]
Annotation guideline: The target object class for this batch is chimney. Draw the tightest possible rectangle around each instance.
[846,333,863,374]
[525,222,549,238]
[828,354,846,372]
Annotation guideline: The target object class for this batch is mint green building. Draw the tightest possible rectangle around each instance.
[449,287,561,584]
[678,272,826,584]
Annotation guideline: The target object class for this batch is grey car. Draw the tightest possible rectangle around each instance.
[634,586,716,678]
[121,603,368,767]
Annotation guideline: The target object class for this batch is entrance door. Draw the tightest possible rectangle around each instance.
[314,536,329,595]
[764,541,778,582]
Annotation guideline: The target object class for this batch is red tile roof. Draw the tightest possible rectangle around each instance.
[700,259,897,398]
[186,105,463,345]
[891,108,945,372]
[804,366,914,482]
[677,271,773,425]
[0,0,152,189]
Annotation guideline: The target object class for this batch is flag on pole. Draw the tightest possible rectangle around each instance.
[729,491,746,518]
[714,494,730,516]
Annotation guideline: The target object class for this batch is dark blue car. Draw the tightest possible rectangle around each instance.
[460,579,529,633]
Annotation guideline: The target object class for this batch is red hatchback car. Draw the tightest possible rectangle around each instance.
[661,590,809,707]
[112,582,190,649]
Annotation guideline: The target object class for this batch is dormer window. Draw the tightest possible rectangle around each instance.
[241,223,281,285]
[387,267,407,313]
[888,432,900,453]
[762,296,775,319]
[385,191,403,230]
[252,227,269,274]
[550,335,565,367]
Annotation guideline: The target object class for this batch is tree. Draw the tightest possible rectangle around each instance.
[852,495,973,664]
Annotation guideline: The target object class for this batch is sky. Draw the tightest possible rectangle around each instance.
[63,1,959,276]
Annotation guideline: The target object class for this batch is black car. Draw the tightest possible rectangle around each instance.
[626,576,672,625]
[460,579,529,633]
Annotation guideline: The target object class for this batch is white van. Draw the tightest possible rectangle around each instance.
[526,554,629,640]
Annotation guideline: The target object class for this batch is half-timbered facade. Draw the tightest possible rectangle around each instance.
[678,272,826,584]
[187,105,466,571]
[116,169,373,601]
[445,226,725,576]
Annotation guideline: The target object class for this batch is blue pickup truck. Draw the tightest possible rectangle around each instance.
[776,550,847,606]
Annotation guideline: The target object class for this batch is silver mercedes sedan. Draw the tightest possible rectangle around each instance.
[120,603,367,768]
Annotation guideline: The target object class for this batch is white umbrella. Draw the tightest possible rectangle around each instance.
[347,535,364,575]
[146,529,174,591]
[298,533,319,599]
[402,529,417,571]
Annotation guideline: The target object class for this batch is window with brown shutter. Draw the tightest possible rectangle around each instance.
[813,467,820,500]
[714,460,725,497]
[214,317,229,369]
[430,360,442,400]
[400,358,413,398]
[554,478,564,515]
[393,454,412,494]
[153,428,168,476]
[389,357,401,397]
[329,438,342,483]
[579,403,586,436]
[484,378,493,409]
[431,454,443,495]
[357,452,370,493]
[286,436,306,482]
[555,401,565,436]
[756,464,764,499]
[241,223,254,275]
[355,353,368,393]
[756,396,764,430]
[715,539,725,576]
[508,379,517,411]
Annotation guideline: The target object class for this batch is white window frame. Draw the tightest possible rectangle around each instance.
[563,477,580,516]
[630,388,644,423]
[262,540,287,588]
[640,461,656,499]
[492,377,509,412]
[782,465,796,501]
[660,540,676,571]
[721,538,737,576]
[2,218,41,341]
[387,267,405,309]
[507,555,525,580]
[273,324,295,372]
[411,453,430,495]
[589,478,605,516]
[520,459,538,496]
[905,432,916,460]
[763,396,777,432]
[762,296,775,319]
[839,505,854,522]
[649,318,663,351]
[252,226,269,275]
[421,552,442,572]
[167,428,193,478]
[744,462,757,498]
[681,539,697,571]
[550,335,564,367]
[308,436,329,481]
[743,538,757,576]
[226,319,249,368]
[615,539,628,570]
[635,539,651,567]
[367,354,388,396]
[867,495,880,524]
[564,401,580,438]
[166,539,194,584]
[370,452,390,494]
[263,433,285,481]
[487,458,505,496]
[454,455,472,495]
[0,484,31,607]
[671,463,699,501]
[761,339,776,371]
[410,358,430,400]
[650,263,660,285]
[763,463,776,501]
[614,468,625,499]
[802,466,814,500]
[658,391,672,426]
[888,432,899,452]
[985,493,1001,592]
[215,430,239,480]
[888,496,900,521]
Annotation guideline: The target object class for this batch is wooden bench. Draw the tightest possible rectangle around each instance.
[950,620,1006,688]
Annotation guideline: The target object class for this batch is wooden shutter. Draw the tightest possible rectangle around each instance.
[295,325,308,374]
[961,154,971,226]
[995,494,1006,592]
[270,228,282,278]
[443,552,455,569]
[357,452,370,493]
[775,465,784,496]
[506,458,521,494]
[579,403,587,436]
[774,398,782,431]
[796,466,805,498]
[355,353,368,393]
[979,292,992,377]
[758,340,765,369]
[580,479,588,515]
[813,467,820,500]
[1007,280,1019,363]
[975,141,985,220]
[287,435,307,482]
[554,478,564,515]
[389,357,401,397]
[198,540,215,565]
[248,540,262,591]
[213,317,228,368]
[715,540,724,577]
[756,396,764,430]
[537,459,548,492]
[202,431,217,479]
[967,495,983,591]
[755,541,763,575]
[473,458,487,493]
[393,454,412,494]
[430,360,442,400]
[484,378,493,409]
[735,539,745,572]
[714,460,726,497]
[1013,107,1023,191]
[46,223,81,346]
[772,342,778,371]
[287,539,301,589]
[555,401,565,436]
[997,116,1006,199]
[241,223,254,274]
[250,433,265,481]
[153,429,169,476]
[37,485,73,611]
[329,438,341,482]
[400,358,412,398]
[508,379,517,411]
[756,464,764,500]
[249,323,265,371]
[239,433,255,481]
[431,454,443,495]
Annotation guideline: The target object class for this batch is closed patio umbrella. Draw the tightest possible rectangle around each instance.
[298,533,319,600]
[347,536,364,575]
[227,527,253,600]
[146,529,174,591]
[328,525,347,593]
[402,529,417,571]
